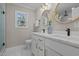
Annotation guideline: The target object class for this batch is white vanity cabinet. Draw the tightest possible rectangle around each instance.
[32,32,79,56]
[32,33,61,56]
[32,34,45,56]
[45,38,79,56]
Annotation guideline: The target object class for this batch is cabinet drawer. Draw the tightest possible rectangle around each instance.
[38,37,44,46]
[32,35,38,40]
[33,35,44,49]
[45,39,79,56]
[38,46,44,56]
[33,35,44,43]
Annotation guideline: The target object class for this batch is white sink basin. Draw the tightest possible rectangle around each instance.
[51,34,79,42]
[53,34,71,38]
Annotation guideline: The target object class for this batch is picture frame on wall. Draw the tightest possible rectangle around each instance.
[15,10,28,28]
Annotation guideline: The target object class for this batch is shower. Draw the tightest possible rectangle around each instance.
[0,4,5,52]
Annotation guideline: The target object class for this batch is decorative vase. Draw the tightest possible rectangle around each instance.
[48,21,53,34]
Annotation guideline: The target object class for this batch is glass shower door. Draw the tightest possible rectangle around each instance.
[0,7,4,48]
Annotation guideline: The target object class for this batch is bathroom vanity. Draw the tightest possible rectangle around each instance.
[31,3,79,56]
[32,32,79,56]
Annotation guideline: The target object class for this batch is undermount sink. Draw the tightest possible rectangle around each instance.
[53,34,70,38]
[33,32,79,42]
[51,34,79,42]
[33,32,79,49]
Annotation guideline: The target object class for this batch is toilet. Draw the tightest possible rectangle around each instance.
[25,39,32,49]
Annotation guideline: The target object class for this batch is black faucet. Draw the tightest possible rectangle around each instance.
[43,29,45,33]
[66,28,70,36]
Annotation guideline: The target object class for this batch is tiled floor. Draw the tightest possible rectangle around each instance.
[1,45,32,56]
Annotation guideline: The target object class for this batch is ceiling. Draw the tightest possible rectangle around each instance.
[14,3,43,11]
[14,3,79,12]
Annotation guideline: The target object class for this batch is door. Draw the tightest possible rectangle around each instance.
[0,6,4,48]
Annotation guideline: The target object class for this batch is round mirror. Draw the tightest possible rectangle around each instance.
[41,10,50,26]
[39,10,50,33]
[55,3,79,23]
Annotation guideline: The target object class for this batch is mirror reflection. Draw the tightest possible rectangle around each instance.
[56,3,79,23]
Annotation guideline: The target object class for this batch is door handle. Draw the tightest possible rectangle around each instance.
[38,39,43,41]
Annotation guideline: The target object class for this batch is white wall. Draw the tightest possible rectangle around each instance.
[5,3,35,48]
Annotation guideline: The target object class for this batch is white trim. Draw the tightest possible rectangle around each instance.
[13,3,35,11]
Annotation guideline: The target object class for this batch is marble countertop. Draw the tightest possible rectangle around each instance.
[33,32,79,48]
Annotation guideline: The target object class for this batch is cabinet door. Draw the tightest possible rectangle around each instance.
[37,37,45,56]
[45,47,59,56]
[45,38,79,56]
[32,35,45,56]
[31,36,37,56]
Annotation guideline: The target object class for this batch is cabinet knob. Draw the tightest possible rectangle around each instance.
[39,47,43,51]
[39,39,43,41]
